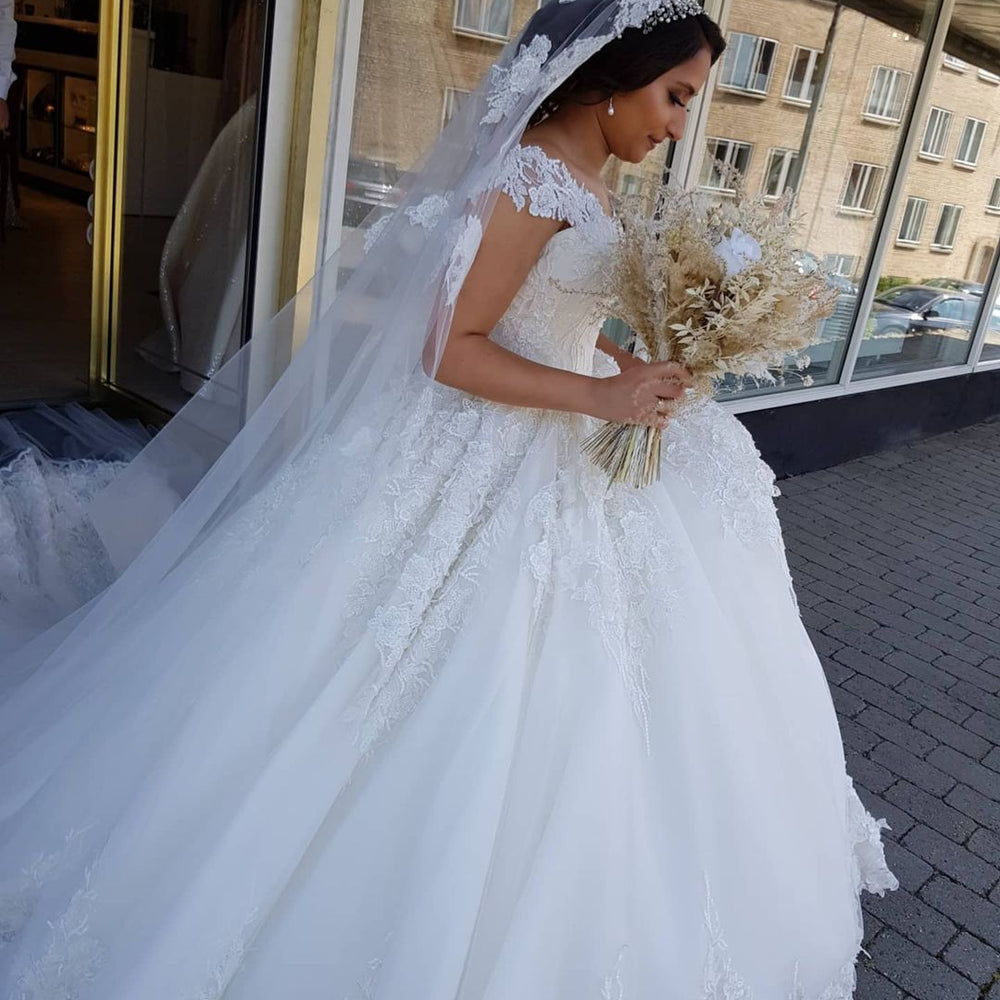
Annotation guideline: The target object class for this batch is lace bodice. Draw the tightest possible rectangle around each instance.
[489,145,619,374]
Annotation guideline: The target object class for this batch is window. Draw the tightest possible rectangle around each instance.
[987,178,1000,214]
[441,87,471,129]
[701,138,753,191]
[720,33,778,95]
[896,197,928,245]
[824,254,857,278]
[931,204,963,250]
[942,53,969,72]
[453,0,513,39]
[955,117,987,167]
[763,148,799,199]
[919,107,952,159]
[979,69,1000,84]
[784,46,821,104]
[863,66,911,123]
[839,162,885,214]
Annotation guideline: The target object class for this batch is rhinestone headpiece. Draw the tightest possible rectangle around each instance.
[639,0,704,32]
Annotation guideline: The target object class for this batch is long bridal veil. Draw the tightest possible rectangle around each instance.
[0,2,706,987]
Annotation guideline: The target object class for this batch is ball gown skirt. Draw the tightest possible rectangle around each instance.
[0,147,897,1000]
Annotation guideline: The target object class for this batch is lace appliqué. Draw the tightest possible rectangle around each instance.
[11,866,106,1000]
[445,216,483,306]
[496,144,607,232]
[342,386,542,755]
[523,464,681,752]
[481,34,551,125]
[661,399,783,551]
[405,193,452,231]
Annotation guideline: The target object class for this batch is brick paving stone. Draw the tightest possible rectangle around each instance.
[910,709,991,760]
[902,825,1000,894]
[866,929,979,1000]
[920,876,1000,950]
[942,931,1000,985]
[946,784,1000,833]
[925,746,1000,799]
[844,676,921,722]
[884,781,976,843]
[775,419,1000,994]
[968,828,1000,869]
[896,678,975,725]
[870,742,955,796]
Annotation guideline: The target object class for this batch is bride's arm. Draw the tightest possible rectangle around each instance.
[434,195,688,428]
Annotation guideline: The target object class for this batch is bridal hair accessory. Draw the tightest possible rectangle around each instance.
[582,179,838,488]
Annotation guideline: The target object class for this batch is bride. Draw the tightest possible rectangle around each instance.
[0,1,898,997]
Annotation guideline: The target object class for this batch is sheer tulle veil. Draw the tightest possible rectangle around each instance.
[3,0,705,672]
[0,1,703,971]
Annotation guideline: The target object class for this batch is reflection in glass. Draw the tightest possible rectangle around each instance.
[856,17,1000,380]
[692,0,936,398]
[112,0,268,411]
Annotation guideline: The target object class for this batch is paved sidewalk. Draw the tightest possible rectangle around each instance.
[776,418,1000,1000]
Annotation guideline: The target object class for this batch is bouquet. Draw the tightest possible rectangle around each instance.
[585,181,838,488]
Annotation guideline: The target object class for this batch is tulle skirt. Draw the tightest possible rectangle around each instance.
[0,375,896,999]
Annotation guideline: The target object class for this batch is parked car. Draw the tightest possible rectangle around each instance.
[870,284,982,338]
[918,276,985,296]
[343,157,401,228]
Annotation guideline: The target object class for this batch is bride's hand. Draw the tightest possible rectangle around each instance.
[589,361,693,429]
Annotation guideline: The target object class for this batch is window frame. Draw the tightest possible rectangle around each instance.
[783,45,821,106]
[441,86,472,130]
[700,137,755,193]
[954,116,987,168]
[762,147,800,200]
[838,161,886,215]
[824,253,857,278]
[452,0,515,42]
[862,65,912,124]
[987,178,1000,215]
[931,203,963,251]
[918,106,952,161]
[896,196,929,246]
[719,32,779,97]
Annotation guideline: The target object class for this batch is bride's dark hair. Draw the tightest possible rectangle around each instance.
[529,14,726,127]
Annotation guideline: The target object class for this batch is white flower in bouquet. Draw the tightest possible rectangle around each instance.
[714,227,762,278]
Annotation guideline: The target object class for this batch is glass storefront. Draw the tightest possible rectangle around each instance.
[324,0,1000,410]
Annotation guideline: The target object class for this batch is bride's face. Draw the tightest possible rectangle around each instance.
[604,46,713,164]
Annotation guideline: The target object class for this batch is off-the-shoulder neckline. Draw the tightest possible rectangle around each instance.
[513,143,615,223]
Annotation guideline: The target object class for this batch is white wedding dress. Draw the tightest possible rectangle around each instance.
[0,145,897,1000]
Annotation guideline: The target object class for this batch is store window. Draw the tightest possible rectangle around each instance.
[864,66,911,123]
[919,107,952,159]
[784,46,821,105]
[701,138,754,191]
[840,162,885,214]
[931,204,963,250]
[720,33,778,95]
[763,148,799,199]
[454,0,515,40]
[897,197,928,245]
[954,117,987,167]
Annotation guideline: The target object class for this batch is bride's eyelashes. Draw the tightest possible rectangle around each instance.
[669,93,689,110]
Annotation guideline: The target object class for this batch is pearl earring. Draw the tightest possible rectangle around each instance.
[607,96,615,116]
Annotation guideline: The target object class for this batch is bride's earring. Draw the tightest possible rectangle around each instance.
[607,96,615,116]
